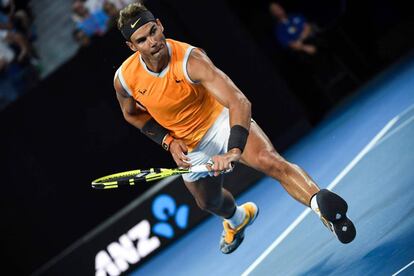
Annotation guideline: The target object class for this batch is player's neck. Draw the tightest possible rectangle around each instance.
[141,52,170,74]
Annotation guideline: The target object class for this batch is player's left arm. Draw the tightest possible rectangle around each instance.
[187,48,252,131]
[187,48,252,172]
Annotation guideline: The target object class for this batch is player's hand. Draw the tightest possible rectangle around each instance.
[209,148,241,176]
[169,139,191,168]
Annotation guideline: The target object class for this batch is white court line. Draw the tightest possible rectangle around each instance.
[241,115,400,276]
[392,259,414,276]
[372,112,414,149]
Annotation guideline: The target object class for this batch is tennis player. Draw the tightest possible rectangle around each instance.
[113,2,356,254]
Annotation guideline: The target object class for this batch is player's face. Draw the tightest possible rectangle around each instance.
[127,19,167,60]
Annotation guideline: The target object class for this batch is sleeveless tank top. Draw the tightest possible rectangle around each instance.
[116,39,224,151]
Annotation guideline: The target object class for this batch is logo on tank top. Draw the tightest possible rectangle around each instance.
[138,89,147,95]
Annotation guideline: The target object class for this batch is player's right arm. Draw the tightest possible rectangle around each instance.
[114,75,191,167]
[114,75,152,129]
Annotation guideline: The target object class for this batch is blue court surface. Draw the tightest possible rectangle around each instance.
[131,52,414,276]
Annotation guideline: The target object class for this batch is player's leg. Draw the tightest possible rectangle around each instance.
[183,176,259,253]
[240,121,356,243]
[183,176,235,218]
[241,121,319,206]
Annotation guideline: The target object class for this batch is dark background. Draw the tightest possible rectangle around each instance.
[1,0,413,274]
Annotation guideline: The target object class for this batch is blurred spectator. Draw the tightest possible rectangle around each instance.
[72,27,91,47]
[83,0,106,14]
[72,0,137,47]
[269,2,321,56]
[268,2,337,122]
[103,1,119,24]
[0,30,16,71]
[77,9,109,37]
[1,0,38,66]
[268,1,361,121]
[72,0,110,46]
[1,0,36,43]
[0,28,29,64]
[0,0,15,29]
[103,0,137,22]
[106,0,137,11]
[1,28,39,109]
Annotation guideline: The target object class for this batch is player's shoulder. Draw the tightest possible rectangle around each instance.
[113,56,136,97]
[186,47,215,83]
[167,38,201,58]
[113,68,127,96]
[121,51,140,72]
[113,51,140,83]
[187,45,211,69]
[166,38,191,48]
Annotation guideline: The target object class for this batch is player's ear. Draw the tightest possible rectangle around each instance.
[126,40,137,52]
[156,19,164,32]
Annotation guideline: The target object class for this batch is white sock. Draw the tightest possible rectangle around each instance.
[310,193,321,217]
[226,205,246,229]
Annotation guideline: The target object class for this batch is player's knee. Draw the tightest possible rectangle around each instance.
[256,149,289,177]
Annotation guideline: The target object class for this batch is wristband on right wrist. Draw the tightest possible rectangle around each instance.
[141,118,169,145]
[162,134,174,151]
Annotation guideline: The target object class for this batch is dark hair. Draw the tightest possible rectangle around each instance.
[117,1,149,31]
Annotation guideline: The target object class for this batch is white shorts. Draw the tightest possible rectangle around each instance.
[182,108,230,182]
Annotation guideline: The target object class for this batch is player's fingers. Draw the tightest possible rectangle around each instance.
[175,157,190,168]
[179,162,191,168]
[181,157,192,167]
[213,159,224,176]
[178,141,188,155]
[216,159,224,170]
[180,152,190,161]
[172,153,186,167]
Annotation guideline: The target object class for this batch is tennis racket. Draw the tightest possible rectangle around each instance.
[91,164,226,190]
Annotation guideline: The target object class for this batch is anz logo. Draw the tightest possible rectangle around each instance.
[95,194,190,276]
[152,194,190,238]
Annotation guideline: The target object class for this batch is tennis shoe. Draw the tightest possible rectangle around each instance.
[312,189,356,244]
[220,202,259,254]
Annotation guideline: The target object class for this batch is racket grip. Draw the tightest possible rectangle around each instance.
[91,183,104,189]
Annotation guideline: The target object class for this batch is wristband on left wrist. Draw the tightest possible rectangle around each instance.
[227,125,249,153]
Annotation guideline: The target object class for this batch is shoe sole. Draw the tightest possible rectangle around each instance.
[317,189,356,244]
